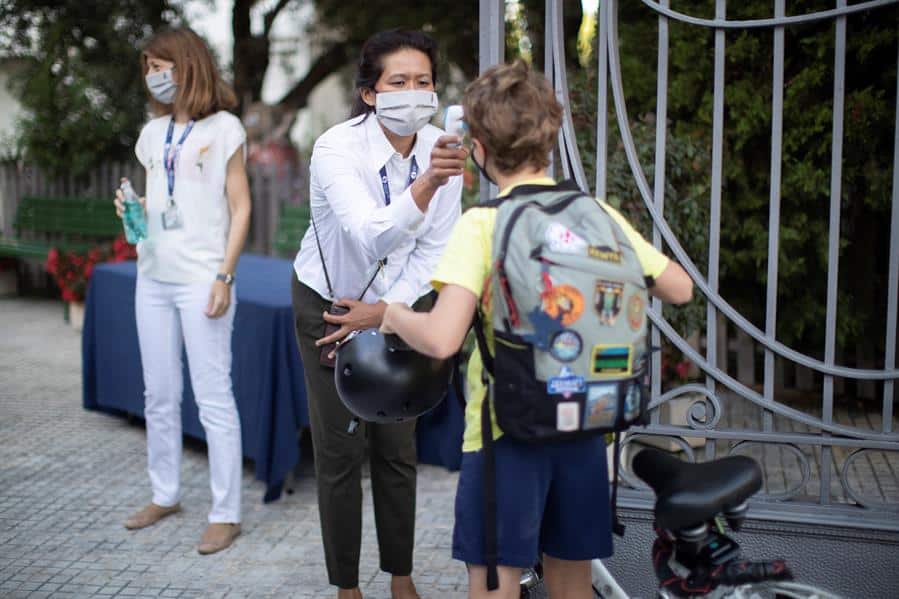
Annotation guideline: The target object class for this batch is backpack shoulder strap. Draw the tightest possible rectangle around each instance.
[481,389,500,591]
[472,308,494,377]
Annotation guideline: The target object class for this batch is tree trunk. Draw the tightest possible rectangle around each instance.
[232,0,270,113]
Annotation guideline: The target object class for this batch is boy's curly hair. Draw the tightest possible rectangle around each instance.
[462,59,562,175]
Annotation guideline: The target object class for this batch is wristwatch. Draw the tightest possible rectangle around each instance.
[216,272,235,285]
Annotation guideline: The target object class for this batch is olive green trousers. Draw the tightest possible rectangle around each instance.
[291,276,432,589]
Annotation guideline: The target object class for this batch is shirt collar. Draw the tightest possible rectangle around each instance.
[497,176,558,197]
[363,112,425,171]
[363,113,397,171]
[487,178,584,204]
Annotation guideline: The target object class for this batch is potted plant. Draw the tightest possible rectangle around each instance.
[45,235,136,330]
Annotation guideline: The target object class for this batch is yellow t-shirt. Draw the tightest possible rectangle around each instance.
[431,178,670,452]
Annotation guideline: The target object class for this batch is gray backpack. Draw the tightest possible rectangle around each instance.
[472,181,651,590]
[473,181,650,442]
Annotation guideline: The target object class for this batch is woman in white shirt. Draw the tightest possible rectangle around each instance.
[291,29,467,599]
[113,27,250,555]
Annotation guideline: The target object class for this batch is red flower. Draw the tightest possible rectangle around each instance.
[45,248,59,274]
[45,236,135,303]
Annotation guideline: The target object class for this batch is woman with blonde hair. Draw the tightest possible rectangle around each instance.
[114,26,251,555]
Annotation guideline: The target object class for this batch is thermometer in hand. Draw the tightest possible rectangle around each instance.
[443,105,467,148]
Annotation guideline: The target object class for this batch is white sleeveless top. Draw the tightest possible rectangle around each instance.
[134,110,246,284]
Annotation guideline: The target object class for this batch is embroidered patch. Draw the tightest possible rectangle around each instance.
[549,329,583,362]
[627,294,645,330]
[545,222,588,254]
[547,366,586,397]
[595,280,624,326]
[556,402,580,432]
[584,382,619,429]
[524,306,565,350]
[542,284,584,326]
[591,345,633,378]
[587,245,622,262]
[623,380,643,421]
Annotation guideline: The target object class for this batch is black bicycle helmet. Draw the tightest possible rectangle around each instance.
[334,328,452,423]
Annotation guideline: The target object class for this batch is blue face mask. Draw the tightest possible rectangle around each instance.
[145,69,177,104]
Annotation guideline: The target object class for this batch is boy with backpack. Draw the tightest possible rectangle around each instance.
[380,60,693,598]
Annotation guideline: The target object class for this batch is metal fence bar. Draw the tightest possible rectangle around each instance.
[704,0,727,460]
[549,1,590,193]
[546,0,556,180]
[548,3,569,185]
[595,0,610,200]
[639,0,898,29]
[763,0,786,432]
[885,43,899,434]
[478,0,503,203]
[821,0,848,505]
[650,0,670,425]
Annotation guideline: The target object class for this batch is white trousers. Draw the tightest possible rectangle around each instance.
[135,276,242,523]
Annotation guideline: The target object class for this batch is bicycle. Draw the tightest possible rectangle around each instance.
[519,446,842,598]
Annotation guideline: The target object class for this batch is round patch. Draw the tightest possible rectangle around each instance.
[627,294,645,330]
[550,330,583,362]
[542,284,585,326]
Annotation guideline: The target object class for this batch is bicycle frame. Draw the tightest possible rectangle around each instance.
[591,558,629,599]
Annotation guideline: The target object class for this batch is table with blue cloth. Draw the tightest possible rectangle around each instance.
[82,254,464,502]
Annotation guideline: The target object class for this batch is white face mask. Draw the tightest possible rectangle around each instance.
[145,69,177,104]
[374,90,438,136]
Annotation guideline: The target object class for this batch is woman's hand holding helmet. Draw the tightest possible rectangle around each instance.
[317,299,389,359]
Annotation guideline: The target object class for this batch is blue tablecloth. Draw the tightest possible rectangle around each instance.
[81,254,464,502]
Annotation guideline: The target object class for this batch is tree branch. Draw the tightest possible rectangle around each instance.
[275,42,350,112]
[263,0,293,37]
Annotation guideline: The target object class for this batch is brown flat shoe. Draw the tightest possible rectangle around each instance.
[197,522,241,555]
[124,503,181,530]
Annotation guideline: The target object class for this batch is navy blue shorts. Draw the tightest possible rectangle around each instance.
[452,434,614,568]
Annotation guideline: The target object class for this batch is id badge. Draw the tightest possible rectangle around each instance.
[162,202,183,230]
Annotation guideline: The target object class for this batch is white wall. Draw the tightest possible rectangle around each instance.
[186,0,351,153]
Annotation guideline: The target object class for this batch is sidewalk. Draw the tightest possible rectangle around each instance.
[0,298,467,598]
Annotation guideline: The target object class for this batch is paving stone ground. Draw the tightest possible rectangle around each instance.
[3,296,896,598]
[0,298,468,599]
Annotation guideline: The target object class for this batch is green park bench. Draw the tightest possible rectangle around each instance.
[273,202,310,259]
[0,196,122,260]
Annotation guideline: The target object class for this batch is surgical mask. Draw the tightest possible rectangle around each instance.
[375,90,438,136]
[146,69,177,104]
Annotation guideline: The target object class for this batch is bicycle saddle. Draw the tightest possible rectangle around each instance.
[633,448,762,531]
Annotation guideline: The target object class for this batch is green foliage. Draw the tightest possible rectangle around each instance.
[560,46,713,340]
[501,0,897,368]
[0,1,178,177]
[601,1,897,357]
[312,0,478,81]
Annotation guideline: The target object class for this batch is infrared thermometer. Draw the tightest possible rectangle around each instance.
[443,105,467,148]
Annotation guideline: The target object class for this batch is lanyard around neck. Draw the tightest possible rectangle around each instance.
[379,155,419,206]
[164,118,195,203]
